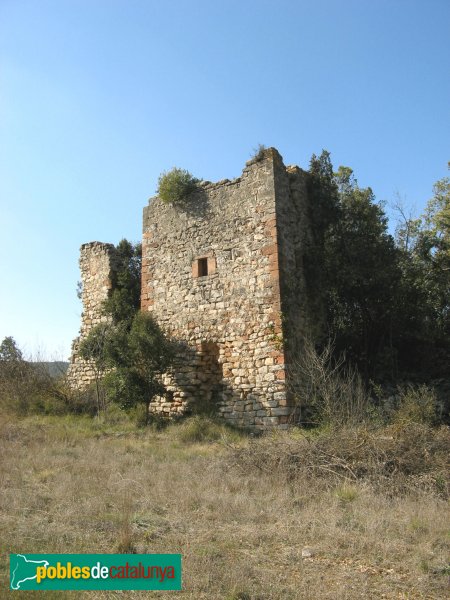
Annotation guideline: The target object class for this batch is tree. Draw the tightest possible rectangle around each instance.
[79,239,142,416]
[305,152,402,381]
[78,323,111,416]
[103,239,142,326]
[421,172,450,273]
[304,151,340,332]
[0,336,30,391]
[324,168,401,381]
[82,313,174,423]
[393,170,450,377]
[0,337,37,414]
[0,336,24,366]
[421,174,450,343]
[104,311,174,422]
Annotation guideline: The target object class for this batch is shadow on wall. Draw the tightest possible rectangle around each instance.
[172,187,211,219]
[196,341,224,413]
[154,338,229,419]
[152,339,298,428]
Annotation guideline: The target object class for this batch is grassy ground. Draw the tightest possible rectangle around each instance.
[0,413,448,599]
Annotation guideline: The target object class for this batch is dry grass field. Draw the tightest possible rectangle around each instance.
[0,412,448,599]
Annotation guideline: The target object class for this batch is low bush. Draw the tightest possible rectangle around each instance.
[288,338,371,427]
[157,167,199,204]
[175,415,244,444]
[251,143,268,162]
[0,338,97,418]
[392,384,438,426]
[231,423,450,497]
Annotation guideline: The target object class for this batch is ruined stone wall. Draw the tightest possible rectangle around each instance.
[141,148,310,429]
[67,148,312,428]
[275,163,312,360]
[67,242,116,388]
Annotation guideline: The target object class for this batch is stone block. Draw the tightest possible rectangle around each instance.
[271,407,291,417]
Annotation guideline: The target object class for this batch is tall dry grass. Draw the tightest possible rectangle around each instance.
[0,413,448,599]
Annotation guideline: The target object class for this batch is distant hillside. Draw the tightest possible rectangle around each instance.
[30,361,69,378]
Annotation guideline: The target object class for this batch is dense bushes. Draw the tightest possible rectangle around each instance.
[306,152,449,392]
[288,338,370,427]
[0,336,94,416]
[288,337,444,429]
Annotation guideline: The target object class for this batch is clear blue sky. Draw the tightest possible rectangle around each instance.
[1,0,449,359]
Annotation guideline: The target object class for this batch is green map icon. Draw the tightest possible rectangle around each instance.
[10,554,50,590]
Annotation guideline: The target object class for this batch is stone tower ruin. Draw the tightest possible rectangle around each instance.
[69,148,312,429]
[67,242,117,386]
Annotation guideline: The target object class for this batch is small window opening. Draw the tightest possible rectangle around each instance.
[198,257,208,277]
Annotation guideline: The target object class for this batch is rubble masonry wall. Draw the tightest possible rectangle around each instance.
[67,242,116,388]
[141,149,309,429]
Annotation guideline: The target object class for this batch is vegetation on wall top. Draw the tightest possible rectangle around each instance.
[157,167,200,204]
[251,143,268,162]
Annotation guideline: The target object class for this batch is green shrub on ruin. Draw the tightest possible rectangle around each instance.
[157,167,199,204]
[251,143,268,162]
